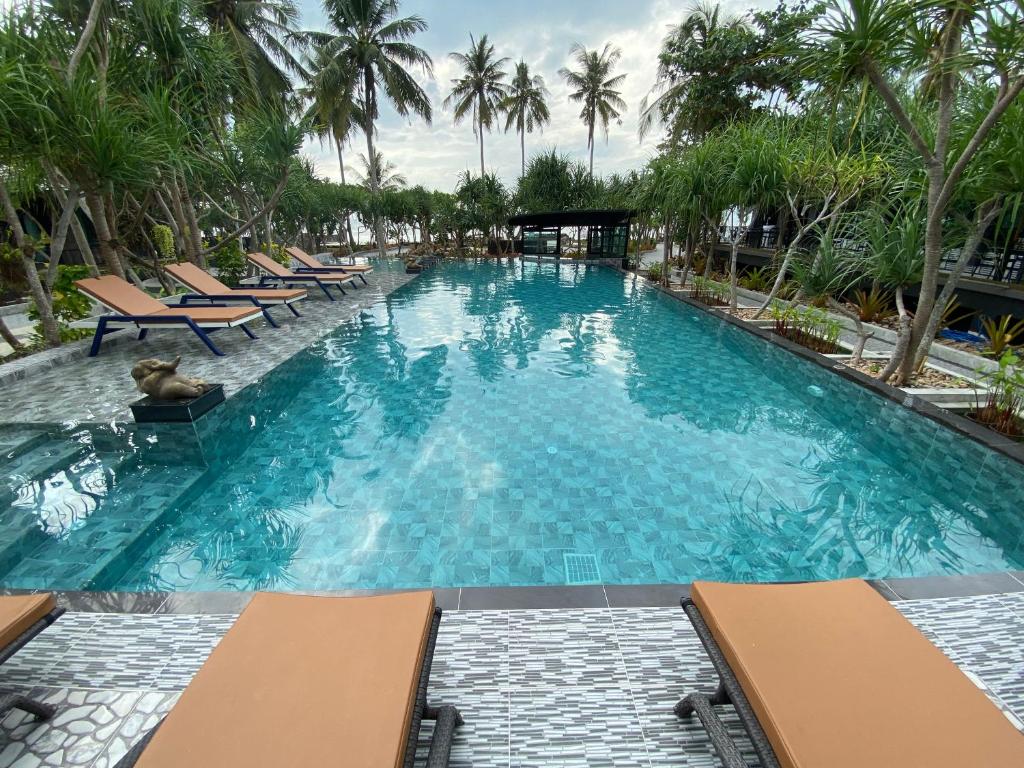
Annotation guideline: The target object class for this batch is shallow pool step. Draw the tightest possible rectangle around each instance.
[0,463,206,590]
[0,427,49,463]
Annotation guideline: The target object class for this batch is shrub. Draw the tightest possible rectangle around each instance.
[646,262,663,281]
[259,242,289,266]
[28,265,91,342]
[972,351,1024,437]
[151,224,175,262]
[692,276,729,306]
[851,286,893,323]
[771,304,842,353]
[739,266,772,293]
[980,314,1024,357]
[212,240,246,287]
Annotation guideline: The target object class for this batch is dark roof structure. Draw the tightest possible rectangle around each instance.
[508,209,635,228]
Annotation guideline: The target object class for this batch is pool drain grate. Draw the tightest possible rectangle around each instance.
[564,553,601,585]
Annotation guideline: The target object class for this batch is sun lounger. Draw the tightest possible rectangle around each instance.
[164,262,307,328]
[286,246,373,284]
[76,276,264,356]
[675,579,1024,768]
[114,591,462,768]
[1,594,64,723]
[246,252,356,300]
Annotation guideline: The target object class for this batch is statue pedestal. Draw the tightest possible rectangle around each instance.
[130,384,225,424]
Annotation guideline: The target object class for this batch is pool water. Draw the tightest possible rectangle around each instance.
[3,261,1024,591]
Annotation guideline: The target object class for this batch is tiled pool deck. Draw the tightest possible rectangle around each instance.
[0,262,415,425]
[1,585,1023,767]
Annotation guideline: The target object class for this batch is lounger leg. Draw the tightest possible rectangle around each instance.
[287,302,301,317]
[240,324,259,340]
[336,283,347,296]
[0,691,56,721]
[675,693,749,768]
[137,328,148,341]
[424,705,463,768]
[316,279,335,301]
[359,274,368,285]
[186,319,225,356]
[88,318,109,356]
[261,309,280,328]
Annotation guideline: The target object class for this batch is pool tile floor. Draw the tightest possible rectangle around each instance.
[1,592,1022,767]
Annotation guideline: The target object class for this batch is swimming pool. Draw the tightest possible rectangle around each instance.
[2,261,1023,591]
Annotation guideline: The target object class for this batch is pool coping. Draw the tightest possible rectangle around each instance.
[4,571,1024,613]
[616,268,1024,467]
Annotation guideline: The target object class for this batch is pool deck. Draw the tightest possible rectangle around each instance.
[0,262,415,426]
[1,585,1022,767]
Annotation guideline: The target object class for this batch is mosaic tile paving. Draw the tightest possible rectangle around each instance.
[0,259,413,425]
[1,593,1022,767]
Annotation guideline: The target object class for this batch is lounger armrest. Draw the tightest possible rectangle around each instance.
[292,266,339,273]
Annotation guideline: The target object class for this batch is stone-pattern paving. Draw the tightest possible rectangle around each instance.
[0,261,414,425]
[2,593,1023,767]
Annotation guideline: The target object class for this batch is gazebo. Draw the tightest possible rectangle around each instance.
[508,209,635,262]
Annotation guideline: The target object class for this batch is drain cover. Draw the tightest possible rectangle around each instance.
[563,553,601,585]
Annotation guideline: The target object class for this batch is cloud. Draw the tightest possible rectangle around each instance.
[297,0,773,192]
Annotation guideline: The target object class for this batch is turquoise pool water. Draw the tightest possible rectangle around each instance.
[2,261,1024,591]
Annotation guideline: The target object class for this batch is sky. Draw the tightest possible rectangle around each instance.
[296,0,769,192]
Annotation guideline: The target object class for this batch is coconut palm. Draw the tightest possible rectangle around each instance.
[558,42,627,176]
[311,0,433,258]
[500,60,550,178]
[357,150,406,192]
[444,34,510,177]
[199,0,305,105]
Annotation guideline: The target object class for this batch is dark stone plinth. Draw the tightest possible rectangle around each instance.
[130,384,225,424]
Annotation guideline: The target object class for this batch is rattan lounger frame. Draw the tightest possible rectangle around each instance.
[674,597,780,768]
[112,606,462,768]
[0,605,65,722]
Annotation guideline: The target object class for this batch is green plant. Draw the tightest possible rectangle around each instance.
[212,240,246,287]
[980,315,1024,357]
[771,304,842,353]
[739,266,772,293]
[151,224,175,262]
[646,261,663,281]
[973,352,1024,438]
[851,286,893,323]
[691,276,729,306]
[259,242,289,266]
[28,265,91,342]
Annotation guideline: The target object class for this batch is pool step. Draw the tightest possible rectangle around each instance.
[0,463,206,590]
[0,426,50,464]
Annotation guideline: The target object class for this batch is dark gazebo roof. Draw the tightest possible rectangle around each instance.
[508,209,635,228]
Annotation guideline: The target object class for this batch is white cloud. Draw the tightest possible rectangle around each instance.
[300,0,775,192]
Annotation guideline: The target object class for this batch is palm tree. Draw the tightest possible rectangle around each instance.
[313,0,433,258]
[639,2,749,142]
[444,34,510,178]
[199,0,305,105]
[301,43,363,248]
[357,150,406,191]
[558,42,627,176]
[500,60,550,178]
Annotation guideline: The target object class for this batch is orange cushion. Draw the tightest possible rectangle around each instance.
[692,579,1024,768]
[0,594,56,650]
[136,591,435,768]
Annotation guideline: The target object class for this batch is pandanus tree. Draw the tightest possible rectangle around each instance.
[559,42,628,176]
[500,60,550,178]
[807,0,1024,384]
[444,34,510,177]
[312,0,433,258]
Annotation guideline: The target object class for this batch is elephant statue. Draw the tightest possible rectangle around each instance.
[130,356,210,400]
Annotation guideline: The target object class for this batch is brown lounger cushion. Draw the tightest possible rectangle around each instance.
[247,252,354,283]
[76,275,261,324]
[135,591,435,768]
[0,593,56,650]
[164,263,306,302]
[286,246,373,273]
[692,579,1024,768]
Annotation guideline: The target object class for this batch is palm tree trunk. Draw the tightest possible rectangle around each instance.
[520,128,525,178]
[179,179,206,268]
[363,93,388,260]
[479,108,486,177]
[588,124,594,176]
[0,316,22,351]
[86,190,126,279]
[336,136,356,252]
[0,180,61,347]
